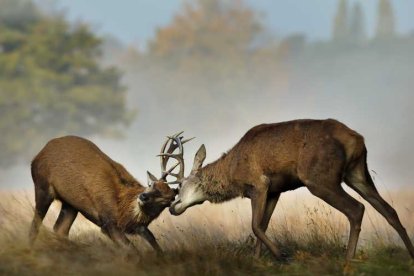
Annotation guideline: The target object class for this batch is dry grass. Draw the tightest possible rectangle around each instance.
[0,187,414,275]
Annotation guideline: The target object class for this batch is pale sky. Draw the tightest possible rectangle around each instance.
[57,0,414,46]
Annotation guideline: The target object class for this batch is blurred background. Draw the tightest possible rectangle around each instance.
[1,0,413,191]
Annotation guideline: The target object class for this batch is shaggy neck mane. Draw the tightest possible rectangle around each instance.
[117,184,152,232]
[200,152,241,203]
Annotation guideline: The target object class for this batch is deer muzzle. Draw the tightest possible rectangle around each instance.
[169,199,185,216]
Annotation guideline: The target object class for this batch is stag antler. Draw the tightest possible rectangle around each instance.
[158,131,194,185]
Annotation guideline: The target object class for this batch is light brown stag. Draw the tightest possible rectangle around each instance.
[30,133,189,253]
[169,119,414,261]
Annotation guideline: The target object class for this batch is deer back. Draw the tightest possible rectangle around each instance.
[206,119,364,185]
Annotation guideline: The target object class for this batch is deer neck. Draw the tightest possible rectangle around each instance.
[199,156,240,203]
[117,185,152,231]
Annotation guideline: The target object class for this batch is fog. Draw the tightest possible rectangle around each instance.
[1,0,414,192]
[109,45,413,191]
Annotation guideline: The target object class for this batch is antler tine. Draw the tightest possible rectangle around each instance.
[161,161,179,179]
[170,131,184,139]
[171,135,185,181]
[165,180,182,185]
[159,136,171,168]
[161,138,180,173]
[158,153,177,157]
[181,137,195,144]
[158,131,188,185]
[160,133,179,172]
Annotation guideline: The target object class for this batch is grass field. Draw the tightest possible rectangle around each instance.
[0,187,413,275]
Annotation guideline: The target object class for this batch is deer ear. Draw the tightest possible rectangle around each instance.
[191,144,206,175]
[147,171,158,186]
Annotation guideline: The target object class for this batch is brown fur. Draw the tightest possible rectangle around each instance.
[29,136,175,252]
[198,119,362,202]
[173,119,414,261]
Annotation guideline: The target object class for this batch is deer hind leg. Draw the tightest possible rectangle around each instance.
[254,193,280,257]
[298,140,364,261]
[306,183,365,261]
[345,160,414,259]
[53,202,78,237]
[29,185,54,245]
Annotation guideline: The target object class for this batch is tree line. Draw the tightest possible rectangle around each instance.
[0,0,132,168]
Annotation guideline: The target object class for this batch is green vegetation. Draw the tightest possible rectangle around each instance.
[0,0,131,168]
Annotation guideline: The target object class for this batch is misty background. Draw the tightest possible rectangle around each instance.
[1,0,413,192]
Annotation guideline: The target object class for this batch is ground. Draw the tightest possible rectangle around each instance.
[0,188,413,275]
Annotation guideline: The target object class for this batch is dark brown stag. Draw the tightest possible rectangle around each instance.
[30,133,190,253]
[169,119,414,261]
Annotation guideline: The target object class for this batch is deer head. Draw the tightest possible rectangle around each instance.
[169,144,208,215]
[139,132,194,211]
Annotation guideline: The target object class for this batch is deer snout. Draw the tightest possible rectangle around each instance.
[169,199,185,216]
[139,193,150,203]
[169,205,178,215]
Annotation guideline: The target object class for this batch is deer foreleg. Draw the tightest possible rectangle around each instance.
[254,193,280,257]
[250,177,281,259]
[105,225,138,253]
[138,226,162,254]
